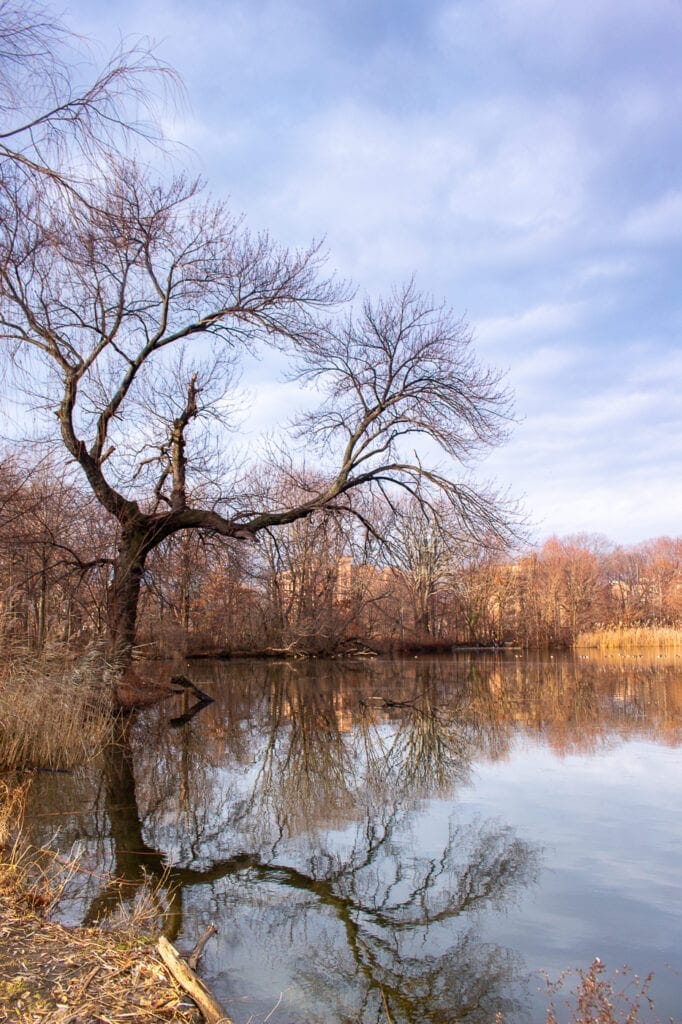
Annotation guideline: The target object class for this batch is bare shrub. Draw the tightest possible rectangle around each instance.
[544,958,663,1024]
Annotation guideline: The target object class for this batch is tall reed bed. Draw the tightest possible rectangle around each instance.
[575,625,682,651]
[0,649,115,770]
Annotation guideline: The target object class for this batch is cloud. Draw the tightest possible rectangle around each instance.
[243,94,595,296]
[55,0,682,545]
[437,0,682,86]
[623,191,682,245]
[478,302,584,344]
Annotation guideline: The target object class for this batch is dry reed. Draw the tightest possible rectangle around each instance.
[575,625,682,651]
[0,648,115,770]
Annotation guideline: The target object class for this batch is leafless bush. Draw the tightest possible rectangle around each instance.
[544,958,663,1024]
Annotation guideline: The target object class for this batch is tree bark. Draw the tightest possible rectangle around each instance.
[107,526,148,665]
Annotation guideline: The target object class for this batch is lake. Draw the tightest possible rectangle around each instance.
[22,652,682,1022]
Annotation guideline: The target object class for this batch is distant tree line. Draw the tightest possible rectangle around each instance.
[2,452,680,655]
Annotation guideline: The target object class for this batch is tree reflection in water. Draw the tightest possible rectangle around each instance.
[61,659,536,1022]
[25,652,681,1022]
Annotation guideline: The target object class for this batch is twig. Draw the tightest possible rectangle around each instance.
[73,963,100,998]
[262,991,284,1022]
[187,922,218,971]
[381,987,395,1023]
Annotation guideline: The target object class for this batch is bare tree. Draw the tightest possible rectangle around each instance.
[0,160,344,660]
[0,160,517,667]
[381,496,476,639]
[0,0,174,200]
[0,9,518,678]
[0,453,112,648]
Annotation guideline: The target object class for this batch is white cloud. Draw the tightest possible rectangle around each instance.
[40,1,682,545]
[247,94,594,294]
[478,303,584,345]
[438,0,682,78]
[575,258,638,284]
[623,191,682,245]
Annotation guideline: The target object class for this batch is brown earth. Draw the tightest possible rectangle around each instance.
[0,884,199,1024]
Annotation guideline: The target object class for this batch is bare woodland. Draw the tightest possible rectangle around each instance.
[1,455,681,654]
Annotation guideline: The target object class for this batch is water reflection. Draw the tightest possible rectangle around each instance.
[22,653,682,1023]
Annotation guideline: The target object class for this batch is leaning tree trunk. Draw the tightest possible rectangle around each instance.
[107,528,148,666]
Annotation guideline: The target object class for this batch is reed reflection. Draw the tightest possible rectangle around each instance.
[130,658,516,855]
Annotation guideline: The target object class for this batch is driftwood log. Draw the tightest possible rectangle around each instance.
[157,935,233,1024]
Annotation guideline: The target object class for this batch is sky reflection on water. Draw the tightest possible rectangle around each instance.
[456,736,682,1017]
[22,653,682,1023]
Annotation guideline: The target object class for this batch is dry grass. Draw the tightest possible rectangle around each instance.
[0,780,200,1024]
[0,892,201,1024]
[0,777,27,849]
[0,648,116,770]
[575,625,682,651]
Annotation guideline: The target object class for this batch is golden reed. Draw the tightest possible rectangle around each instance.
[575,625,682,650]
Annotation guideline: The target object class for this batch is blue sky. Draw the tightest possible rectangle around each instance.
[66,0,682,544]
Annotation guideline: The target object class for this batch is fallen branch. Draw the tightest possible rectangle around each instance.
[169,674,214,702]
[157,934,233,1024]
[360,696,418,709]
[188,922,218,971]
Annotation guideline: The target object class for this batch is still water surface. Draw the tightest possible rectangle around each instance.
[24,653,682,1022]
